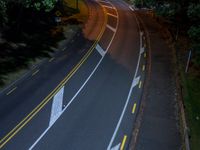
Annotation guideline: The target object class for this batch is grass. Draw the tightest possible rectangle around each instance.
[182,73,200,150]
[176,37,200,150]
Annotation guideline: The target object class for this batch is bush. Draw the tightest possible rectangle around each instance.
[0,0,8,26]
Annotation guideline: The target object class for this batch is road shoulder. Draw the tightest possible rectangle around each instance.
[131,10,182,150]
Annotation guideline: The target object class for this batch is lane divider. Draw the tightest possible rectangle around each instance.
[6,87,17,96]
[144,52,147,58]
[138,81,142,89]
[29,1,119,149]
[0,1,108,148]
[144,43,146,48]
[107,13,118,18]
[132,103,137,114]
[102,5,113,9]
[142,65,146,71]
[99,0,110,4]
[108,3,148,150]
[32,70,39,76]
[120,135,127,150]
[107,11,145,148]
[106,24,117,32]
[96,44,106,56]
[49,57,55,62]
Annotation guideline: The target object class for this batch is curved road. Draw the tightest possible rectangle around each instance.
[0,0,147,149]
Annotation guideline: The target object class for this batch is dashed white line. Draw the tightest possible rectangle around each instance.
[140,47,145,54]
[99,0,110,4]
[129,6,134,11]
[107,13,118,18]
[132,76,141,88]
[106,24,116,32]
[102,5,113,9]
[96,44,106,56]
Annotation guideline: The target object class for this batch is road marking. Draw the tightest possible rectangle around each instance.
[107,28,142,150]
[140,47,145,54]
[132,103,137,114]
[140,32,143,48]
[143,36,146,41]
[102,5,113,9]
[107,13,117,18]
[139,81,142,88]
[144,43,146,48]
[144,52,147,58]
[129,6,134,11]
[120,135,127,150]
[30,49,110,149]
[106,24,116,32]
[49,57,55,62]
[6,87,17,95]
[132,76,140,88]
[49,87,64,126]
[0,3,108,148]
[30,2,119,149]
[96,44,106,56]
[32,70,39,76]
[99,0,110,4]
[142,65,145,71]
[111,143,121,150]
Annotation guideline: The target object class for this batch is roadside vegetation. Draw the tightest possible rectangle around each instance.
[0,0,88,88]
[128,0,200,149]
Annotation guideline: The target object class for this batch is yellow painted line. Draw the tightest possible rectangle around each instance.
[6,87,17,95]
[144,52,147,58]
[142,65,145,71]
[139,81,142,89]
[32,70,39,76]
[132,103,137,114]
[120,135,127,150]
[49,57,55,62]
[0,5,108,149]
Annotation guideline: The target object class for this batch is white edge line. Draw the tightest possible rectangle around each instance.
[110,143,121,150]
[106,14,143,150]
[29,2,119,150]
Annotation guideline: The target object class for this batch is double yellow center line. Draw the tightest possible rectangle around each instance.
[0,4,108,149]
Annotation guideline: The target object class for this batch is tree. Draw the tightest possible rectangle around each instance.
[24,0,57,12]
[0,0,8,26]
[188,3,200,66]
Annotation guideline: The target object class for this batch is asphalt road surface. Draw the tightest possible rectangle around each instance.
[0,0,147,149]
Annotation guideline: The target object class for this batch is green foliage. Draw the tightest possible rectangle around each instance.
[24,0,57,12]
[188,26,200,42]
[187,3,200,22]
[0,0,8,26]
[188,3,200,66]
[156,2,180,18]
[132,0,141,6]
